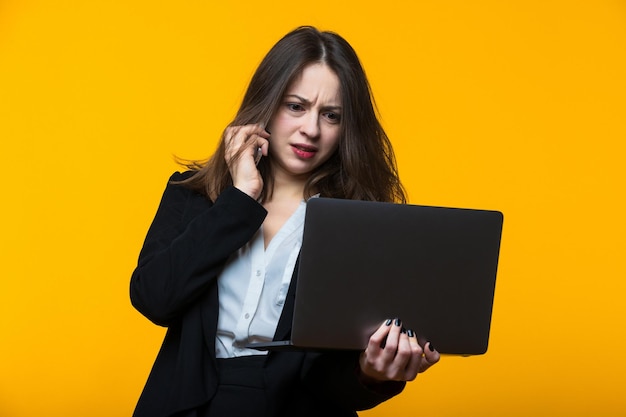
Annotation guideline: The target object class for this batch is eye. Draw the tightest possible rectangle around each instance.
[286,103,304,112]
[324,112,341,124]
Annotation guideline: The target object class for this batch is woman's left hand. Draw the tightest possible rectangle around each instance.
[358,318,440,383]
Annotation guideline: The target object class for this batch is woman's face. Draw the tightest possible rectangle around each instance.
[267,63,342,182]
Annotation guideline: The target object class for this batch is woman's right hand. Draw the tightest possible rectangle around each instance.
[224,124,270,200]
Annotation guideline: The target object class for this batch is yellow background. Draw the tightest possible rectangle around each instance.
[1,1,625,416]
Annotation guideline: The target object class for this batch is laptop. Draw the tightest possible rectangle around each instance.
[247,197,504,355]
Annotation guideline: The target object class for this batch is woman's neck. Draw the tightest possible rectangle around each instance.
[261,177,307,249]
[268,170,309,203]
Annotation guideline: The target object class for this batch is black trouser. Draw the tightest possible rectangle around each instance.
[197,355,268,417]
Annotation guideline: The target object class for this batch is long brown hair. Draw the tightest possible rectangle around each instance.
[178,26,406,203]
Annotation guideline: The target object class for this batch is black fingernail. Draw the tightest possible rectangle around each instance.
[407,329,414,338]
[401,327,407,334]
[428,342,435,352]
[395,318,402,327]
[385,318,392,326]
[264,127,271,134]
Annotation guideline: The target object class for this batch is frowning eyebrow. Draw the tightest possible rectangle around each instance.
[284,94,342,111]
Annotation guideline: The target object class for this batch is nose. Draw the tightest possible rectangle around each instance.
[299,113,321,139]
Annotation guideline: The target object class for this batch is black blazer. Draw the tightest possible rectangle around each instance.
[130,172,404,417]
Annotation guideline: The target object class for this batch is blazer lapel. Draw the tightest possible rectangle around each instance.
[273,258,299,342]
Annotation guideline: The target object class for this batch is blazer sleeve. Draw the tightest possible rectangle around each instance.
[302,350,406,412]
[130,172,267,326]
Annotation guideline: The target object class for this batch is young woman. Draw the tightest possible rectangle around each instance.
[130,26,440,417]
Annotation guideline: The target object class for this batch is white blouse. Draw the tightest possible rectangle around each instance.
[215,198,311,358]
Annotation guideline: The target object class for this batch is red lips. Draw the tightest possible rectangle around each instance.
[291,143,318,159]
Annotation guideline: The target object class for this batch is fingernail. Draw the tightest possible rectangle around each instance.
[385,318,393,326]
[407,329,414,338]
[264,127,271,134]
[401,327,407,334]
[428,342,435,352]
[395,318,402,327]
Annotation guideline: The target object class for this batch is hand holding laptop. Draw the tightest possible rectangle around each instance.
[359,318,441,383]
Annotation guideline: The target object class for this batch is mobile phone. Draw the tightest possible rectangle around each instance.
[255,128,270,165]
